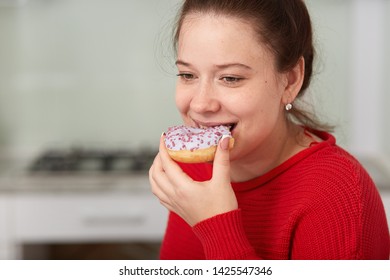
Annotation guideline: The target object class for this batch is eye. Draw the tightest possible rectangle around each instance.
[221,76,243,84]
[177,73,195,81]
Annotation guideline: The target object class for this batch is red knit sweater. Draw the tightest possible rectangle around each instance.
[159,131,390,259]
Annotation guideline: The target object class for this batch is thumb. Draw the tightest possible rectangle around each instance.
[212,135,232,183]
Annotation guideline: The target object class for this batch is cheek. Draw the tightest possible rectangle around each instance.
[175,89,189,114]
[236,89,281,127]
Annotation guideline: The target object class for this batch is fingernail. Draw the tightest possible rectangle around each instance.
[220,134,231,150]
[161,132,166,138]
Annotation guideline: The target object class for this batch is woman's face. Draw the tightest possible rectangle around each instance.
[175,14,290,164]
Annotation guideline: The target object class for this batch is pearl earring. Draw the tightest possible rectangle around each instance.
[285,103,293,111]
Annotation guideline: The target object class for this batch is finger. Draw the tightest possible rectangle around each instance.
[159,133,193,185]
[158,133,175,166]
[150,179,171,205]
[149,155,173,205]
[212,134,232,183]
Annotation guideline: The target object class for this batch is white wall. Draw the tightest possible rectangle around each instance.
[305,0,389,159]
[0,0,181,156]
[386,0,390,156]
[305,0,352,146]
[348,0,387,157]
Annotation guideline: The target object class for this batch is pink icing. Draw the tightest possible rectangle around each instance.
[164,125,231,151]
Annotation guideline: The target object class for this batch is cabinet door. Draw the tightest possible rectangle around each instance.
[380,192,390,227]
[0,196,7,259]
[13,192,168,243]
[0,195,17,259]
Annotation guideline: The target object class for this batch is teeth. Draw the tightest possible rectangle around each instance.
[197,124,235,130]
[228,124,236,132]
[199,124,224,129]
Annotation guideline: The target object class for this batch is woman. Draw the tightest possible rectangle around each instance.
[149,0,389,259]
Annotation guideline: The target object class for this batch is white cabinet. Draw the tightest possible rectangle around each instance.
[380,192,390,227]
[12,192,167,243]
[0,190,168,259]
[0,196,8,259]
[0,195,18,259]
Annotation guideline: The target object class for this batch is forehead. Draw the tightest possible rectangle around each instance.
[179,13,258,43]
[177,13,275,68]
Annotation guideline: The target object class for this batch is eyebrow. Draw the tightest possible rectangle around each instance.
[175,60,253,71]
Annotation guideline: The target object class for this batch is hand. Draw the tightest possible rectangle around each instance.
[149,134,238,226]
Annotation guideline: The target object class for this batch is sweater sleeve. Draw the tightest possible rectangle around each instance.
[192,209,261,260]
[291,165,389,259]
[291,197,361,259]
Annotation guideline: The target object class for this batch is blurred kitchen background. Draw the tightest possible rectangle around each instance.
[0,0,389,259]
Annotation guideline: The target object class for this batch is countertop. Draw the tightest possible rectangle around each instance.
[0,173,151,193]
[0,156,151,193]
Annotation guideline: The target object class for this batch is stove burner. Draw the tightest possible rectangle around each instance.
[29,148,158,174]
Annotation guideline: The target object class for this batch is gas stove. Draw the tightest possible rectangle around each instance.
[28,147,158,174]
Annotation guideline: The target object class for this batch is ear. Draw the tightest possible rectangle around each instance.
[282,56,305,105]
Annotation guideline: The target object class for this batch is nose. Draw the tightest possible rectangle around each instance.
[190,81,221,113]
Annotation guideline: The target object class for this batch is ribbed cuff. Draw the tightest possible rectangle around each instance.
[192,209,257,259]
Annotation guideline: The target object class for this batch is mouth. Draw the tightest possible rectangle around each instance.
[194,121,237,134]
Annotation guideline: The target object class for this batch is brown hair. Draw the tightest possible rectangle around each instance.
[173,0,333,131]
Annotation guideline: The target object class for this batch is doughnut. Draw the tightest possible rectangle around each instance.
[164,125,234,163]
